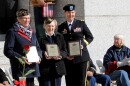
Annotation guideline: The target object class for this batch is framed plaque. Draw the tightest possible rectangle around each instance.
[46,44,60,57]
[68,41,81,56]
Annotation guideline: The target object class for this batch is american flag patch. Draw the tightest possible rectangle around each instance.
[42,4,54,17]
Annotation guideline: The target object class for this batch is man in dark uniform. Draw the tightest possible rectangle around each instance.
[58,4,94,86]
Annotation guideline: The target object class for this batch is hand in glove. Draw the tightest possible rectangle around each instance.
[126,61,130,66]
[117,61,124,67]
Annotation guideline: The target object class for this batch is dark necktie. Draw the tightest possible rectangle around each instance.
[47,36,52,43]
[68,24,72,32]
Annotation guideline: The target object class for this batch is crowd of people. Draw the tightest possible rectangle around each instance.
[1,2,130,86]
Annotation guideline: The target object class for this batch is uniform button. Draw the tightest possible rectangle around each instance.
[69,33,71,34]
[56,66,58,67]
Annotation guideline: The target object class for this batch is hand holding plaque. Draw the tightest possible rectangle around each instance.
[46,44,60,57]
[68,41,81,56]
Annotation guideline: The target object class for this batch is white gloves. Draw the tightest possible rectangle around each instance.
[117,60,130,67]
[126,61,130,66]
[122,58,130,66]
[117,61,124,67]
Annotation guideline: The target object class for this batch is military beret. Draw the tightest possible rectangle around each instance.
[63,4,75,11]
[16,8,30,17]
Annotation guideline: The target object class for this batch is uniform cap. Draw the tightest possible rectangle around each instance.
[63,4,75,11]
[16,8,30,17]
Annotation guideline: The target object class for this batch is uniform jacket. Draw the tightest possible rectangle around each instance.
[4,23,42,79]
[39,32,67,75]
[58,19,94,63]
[103,45,130,74]
[87,58,101,76]
[87,59,96,74]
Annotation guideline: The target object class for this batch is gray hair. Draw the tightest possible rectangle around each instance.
[43,18,57,28]
[114,34,124,45]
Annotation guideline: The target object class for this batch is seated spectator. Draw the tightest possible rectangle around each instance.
[0,68,9,86]
[103,34,130,86]
[87,58,111,86]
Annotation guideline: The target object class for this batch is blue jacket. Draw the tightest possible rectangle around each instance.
[103,45,130,74]
[4,23,42,79]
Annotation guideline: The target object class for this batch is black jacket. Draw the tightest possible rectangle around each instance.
[39,32,67,75]
[87,59,97,75]
[58,19,94,63]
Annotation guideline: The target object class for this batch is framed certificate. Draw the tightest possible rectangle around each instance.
[46,44,60,57]
[68,41,81,56]
[26,46,40,62]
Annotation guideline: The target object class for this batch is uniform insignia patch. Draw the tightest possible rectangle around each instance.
[62,29,67,34]
[74,27,81,32]
[70,6,73,10]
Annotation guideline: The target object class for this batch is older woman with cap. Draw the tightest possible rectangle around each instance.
[4,8,41,86]
[103,34,130,86]
[38,18,67,86]
[58,4,94,86]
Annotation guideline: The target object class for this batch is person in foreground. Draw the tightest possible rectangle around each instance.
[58,4,94,86]
[4,9,41,86]
[0,68,10,86]
[38,18,67,86]
[103,34,130,86]
[87,58,111,86]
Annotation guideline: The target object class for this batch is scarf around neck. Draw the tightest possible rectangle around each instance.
[15,22,32,38]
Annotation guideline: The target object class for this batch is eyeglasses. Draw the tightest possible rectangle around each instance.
[19,15,30,20]
[21,17,30,20]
